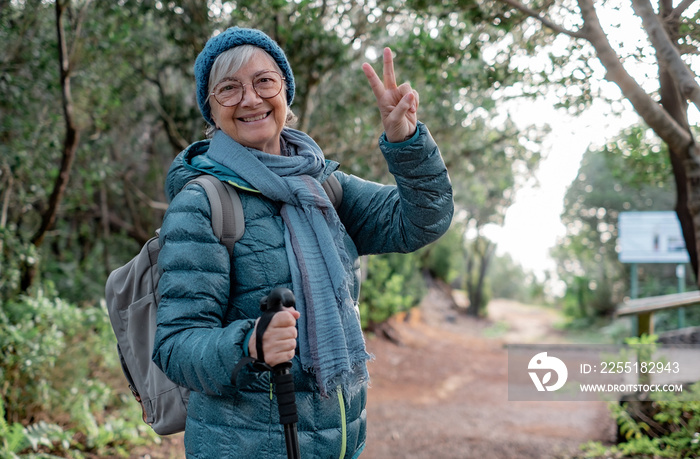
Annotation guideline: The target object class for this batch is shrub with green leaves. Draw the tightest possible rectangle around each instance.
[418,226,463,285]
[580,335,700,458]
[359,253,426,330]
[0,287,158,457]
[580,384,700,458]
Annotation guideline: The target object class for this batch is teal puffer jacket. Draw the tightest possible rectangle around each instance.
[152,123,453,458]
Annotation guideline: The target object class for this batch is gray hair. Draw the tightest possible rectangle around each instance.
[205,45,296,136]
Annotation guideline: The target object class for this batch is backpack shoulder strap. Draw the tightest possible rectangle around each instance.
[187,175,244,256]
[322,173,342,210]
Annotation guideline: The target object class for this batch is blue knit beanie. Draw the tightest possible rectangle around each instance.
[195,27,295,126]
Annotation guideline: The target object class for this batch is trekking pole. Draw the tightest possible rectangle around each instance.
[259,288,301,459]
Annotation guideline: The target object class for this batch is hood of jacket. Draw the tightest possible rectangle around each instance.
[165,138,339,203]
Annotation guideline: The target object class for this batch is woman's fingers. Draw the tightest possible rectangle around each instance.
[363,47,398,98]
[362,62,385,101]
[382,47,397,89]
[363,47,419,142]
[248,309,299,366]
[263,310,298,366]
[397,83,418,112]
[389,91,414,121]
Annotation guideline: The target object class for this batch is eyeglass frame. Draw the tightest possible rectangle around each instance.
[209,70,286,107]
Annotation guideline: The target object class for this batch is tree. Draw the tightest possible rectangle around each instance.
[1,1,197,298]
[17,0,83,292]
[447,115,543,315]
[494,0,700,285]
[553,125,677,319]
[2,0,543,309]
[489,252,546,303]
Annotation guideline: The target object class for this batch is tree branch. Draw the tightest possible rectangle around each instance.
[127,180,169,212]
[632,0,700,114]
[0,161,12,256]
[0,161,12,231]
[576,0,691,153]
[105,211,151,245]
[148,76,190,151]
[31,0,81,247]
[67,0,92,64]
[497,0,587,38]
[671,0,696,20]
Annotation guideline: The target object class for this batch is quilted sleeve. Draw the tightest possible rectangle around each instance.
[152,182,260,396]
[336,122,453,255]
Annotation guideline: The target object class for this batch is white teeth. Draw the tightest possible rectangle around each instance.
[241,113,269,122]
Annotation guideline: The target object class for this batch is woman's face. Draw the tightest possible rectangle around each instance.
[210,50,287,155]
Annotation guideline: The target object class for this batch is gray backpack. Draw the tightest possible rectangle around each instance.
[105,173,342,435]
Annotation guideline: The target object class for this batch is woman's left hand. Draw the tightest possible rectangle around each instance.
[362,47,419,143]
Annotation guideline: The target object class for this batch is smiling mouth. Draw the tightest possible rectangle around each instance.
[239,112,271,123]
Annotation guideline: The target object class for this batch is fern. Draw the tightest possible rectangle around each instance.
[0,398,28,456]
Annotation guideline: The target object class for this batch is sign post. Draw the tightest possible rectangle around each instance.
[617,211,689,335]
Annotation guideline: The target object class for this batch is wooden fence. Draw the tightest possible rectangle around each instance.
[616,291,700,337]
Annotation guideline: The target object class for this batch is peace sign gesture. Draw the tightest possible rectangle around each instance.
[362,47,419,143]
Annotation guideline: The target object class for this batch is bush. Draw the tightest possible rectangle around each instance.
[0,286,158,457]
[579,335,700,458]
[580,384,700,458]
[418,227,463,285]
[0,229,38,304]
[359,253,426,330]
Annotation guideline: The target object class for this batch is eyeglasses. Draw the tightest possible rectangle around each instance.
[210,71,285,107]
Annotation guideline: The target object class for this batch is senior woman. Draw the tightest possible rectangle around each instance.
[152,27,453,458]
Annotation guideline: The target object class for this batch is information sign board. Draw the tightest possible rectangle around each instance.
[618,211,689,264]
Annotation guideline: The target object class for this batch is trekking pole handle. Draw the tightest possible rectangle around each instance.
[256,287,296,369]
[259,288,301,459]
[260,287,296,313]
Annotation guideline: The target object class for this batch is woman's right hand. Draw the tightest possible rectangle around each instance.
[248,307,300,368]
[362,47,419,143]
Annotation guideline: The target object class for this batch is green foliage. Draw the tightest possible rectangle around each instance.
[581,335,700,458]
[0,398,30,457]
[580,383,700,458]
[488,252,547,304]
[0,0,543,307]
[0,287,157,457]
[554,126,679,320]
[418,226,465,285]
[359,253,426,330]
[654,304,700,333]
[0,231,38,303]
[1,288,109,421]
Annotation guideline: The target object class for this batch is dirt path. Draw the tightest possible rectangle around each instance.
[361,289,616,459]
[133,289,615,458]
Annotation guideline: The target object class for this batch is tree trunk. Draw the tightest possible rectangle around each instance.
[21,0,81,292]
[683,146,700,285]
[476,241,495,315]
[657,0,699,279]
[465,247,478,316]
[465,237,495,316]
